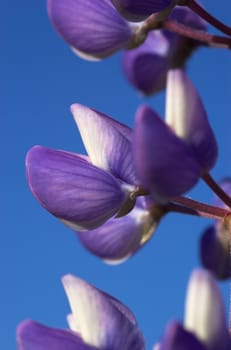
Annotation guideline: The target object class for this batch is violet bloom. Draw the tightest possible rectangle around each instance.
[156,269,231,350]
[47,0,146,60]
[26,104,164,263]
[200,179,231,279]
[134,69,217,202]
[111,0,175,22]
[76,196,164,263]
[17,274,145,350]
[122,7,206,95]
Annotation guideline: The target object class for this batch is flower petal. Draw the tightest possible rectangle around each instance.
[47,0,133,60]
[112,0,173,22]
[184,269,229,350]
[62,275,145,350]
[71,103,138,185]
[17,320,96,350]
[77,197,162,263]
[158,321,207,350]
[122,30,170,95]
[200,224,231,280]
[122,7,206,96]
[26,146,125,230]
[165,69,217,171]
[134,105,200,202]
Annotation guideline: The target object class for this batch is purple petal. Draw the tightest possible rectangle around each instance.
[17,320,96,350]
[112,0,173,22]
[71,104,138,185]
[166,69,218,171]
[26,146,126,230]
[158,321,207,350]
[121,7,206,96]
[184,269,229,350]
[200,225,231,280]
[77,197,161,263]
[122,31,170,95]
[47,0,133,60]
[169,6,206,32]
[134,105,200,202]
[62,275,145,350]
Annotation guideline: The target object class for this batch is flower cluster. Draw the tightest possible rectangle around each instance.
[17,270,231,350]
[18,1,231,349]
[26,69,218,262]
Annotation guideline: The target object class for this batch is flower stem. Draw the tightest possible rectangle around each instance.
[202,173,231,209]
[172,196,230,219]
[163,20,231,49]
[167,202,219,220]
[185,0,231,37]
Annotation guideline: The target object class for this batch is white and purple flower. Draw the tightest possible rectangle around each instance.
[156,269,231,350]
[133,69,217,202]
[17,274,145,350]
[26,69,217,262]
[17,270,231,350]
[26,104,164,263]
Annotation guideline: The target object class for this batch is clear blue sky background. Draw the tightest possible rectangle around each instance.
[2,1,231,349]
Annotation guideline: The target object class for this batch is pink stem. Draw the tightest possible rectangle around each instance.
[202,173,231,209]
[186,0,231,37]
[163,20,231,49]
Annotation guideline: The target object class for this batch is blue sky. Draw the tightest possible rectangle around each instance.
[2,1,231,349]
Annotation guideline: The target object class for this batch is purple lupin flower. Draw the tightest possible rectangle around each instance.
[156,269,231,350]
[111,0,175,22]
[26,103,165,258]
[122,6,206,95]
[133,69,217,202]
[200,179,231,279]
[47,0,143,60]
[17,274,145,350]
[26,104,138,231]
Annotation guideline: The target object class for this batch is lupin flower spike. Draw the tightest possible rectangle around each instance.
[134,69,217,202]
[17,275,145,350]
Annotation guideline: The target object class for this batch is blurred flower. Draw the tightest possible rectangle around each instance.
[156,269,231,350]
[122,6,206,95]
[111,0,174,22]
[200,179,231,279]
[47,0,146,60]
[133,69,217,202]
[17,274,145,350]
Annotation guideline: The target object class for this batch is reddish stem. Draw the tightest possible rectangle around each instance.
[202,173,231,209]
[186,0,231,37]
[163,20,231,49]
[172,196,230,219]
